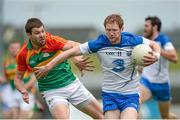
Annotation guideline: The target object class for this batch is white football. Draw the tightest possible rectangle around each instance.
[131,44,152,66]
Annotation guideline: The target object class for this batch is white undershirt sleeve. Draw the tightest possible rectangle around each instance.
[142,37,151,45]
[79,42,91,55]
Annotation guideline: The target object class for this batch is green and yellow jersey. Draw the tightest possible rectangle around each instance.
[3,58,31,90]
[16,32,76,92]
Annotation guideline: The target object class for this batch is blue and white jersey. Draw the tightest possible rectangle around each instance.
[142,34,175,83]
[80,32,150,94]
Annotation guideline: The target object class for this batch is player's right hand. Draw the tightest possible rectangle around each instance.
[143,51,158,66]
[74,56,95,76]
[34,65,49,79]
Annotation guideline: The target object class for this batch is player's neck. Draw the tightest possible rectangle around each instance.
[30,41,42,50]
[110,36,121,44]
[111,39,120,44]
[32,43,42,50]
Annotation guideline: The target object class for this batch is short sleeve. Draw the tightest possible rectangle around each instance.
[16,50,28,71]
[87,35,106,53]
[134,35,143,45]
[164,42,174,50]
[46,33,68,50]
[128,33,143,46]
[160,35,174,50]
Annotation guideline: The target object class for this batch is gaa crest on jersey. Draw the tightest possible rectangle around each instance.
[43,53,50,57]
[126,51,132,56]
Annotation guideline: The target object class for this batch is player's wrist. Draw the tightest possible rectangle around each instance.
[45,64,51,71]
[153,52,160,59]
[21,90,27,95]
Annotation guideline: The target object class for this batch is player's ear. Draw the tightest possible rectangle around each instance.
[26,33,32,39]
[121,26,124,31]
[153,25,158,31]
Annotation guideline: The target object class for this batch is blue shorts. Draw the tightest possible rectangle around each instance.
[140,76,171,101]
[102,92,139,113]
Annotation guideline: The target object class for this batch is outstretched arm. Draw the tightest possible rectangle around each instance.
[34,46,83,79]
[48,45,82,70]
[161,49,178,63]
[63,40,94,76]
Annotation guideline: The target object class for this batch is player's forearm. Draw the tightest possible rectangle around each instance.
[0,76,8,84]
[69,41,84,64]
[0,76,6,84]
[150,41,161,59]
[3,70,9,84]
[161,49,178,63]
[14,76,27,94]
[68,40,80,47]
[63,40,80,50]
[47,46,82,70]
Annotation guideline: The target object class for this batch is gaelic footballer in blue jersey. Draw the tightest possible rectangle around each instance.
[139,16,178,119]
[34,14,161,119]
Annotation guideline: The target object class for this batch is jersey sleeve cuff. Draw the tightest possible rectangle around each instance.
[79,42,91,54]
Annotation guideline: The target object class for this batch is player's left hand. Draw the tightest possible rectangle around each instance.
[143,51,159,66]
[34,65,49,79]
[74,56,95,76]
[0,75,5,84]
[22,90,29,104]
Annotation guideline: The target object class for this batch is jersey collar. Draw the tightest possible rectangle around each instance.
[27,39,47,51]
[27,40,33,50]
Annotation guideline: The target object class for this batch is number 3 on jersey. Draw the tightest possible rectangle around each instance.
[112,59,125,72]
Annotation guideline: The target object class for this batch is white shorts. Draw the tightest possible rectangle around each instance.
[9,90,35,111]
[41,78,95,110]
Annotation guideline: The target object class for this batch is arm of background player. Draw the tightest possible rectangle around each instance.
[3,62,10,84]
[161,49,178,63]
[0,75,6,84]
[14,70,29,103]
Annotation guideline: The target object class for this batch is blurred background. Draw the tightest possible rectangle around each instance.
[0,0,179,119]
